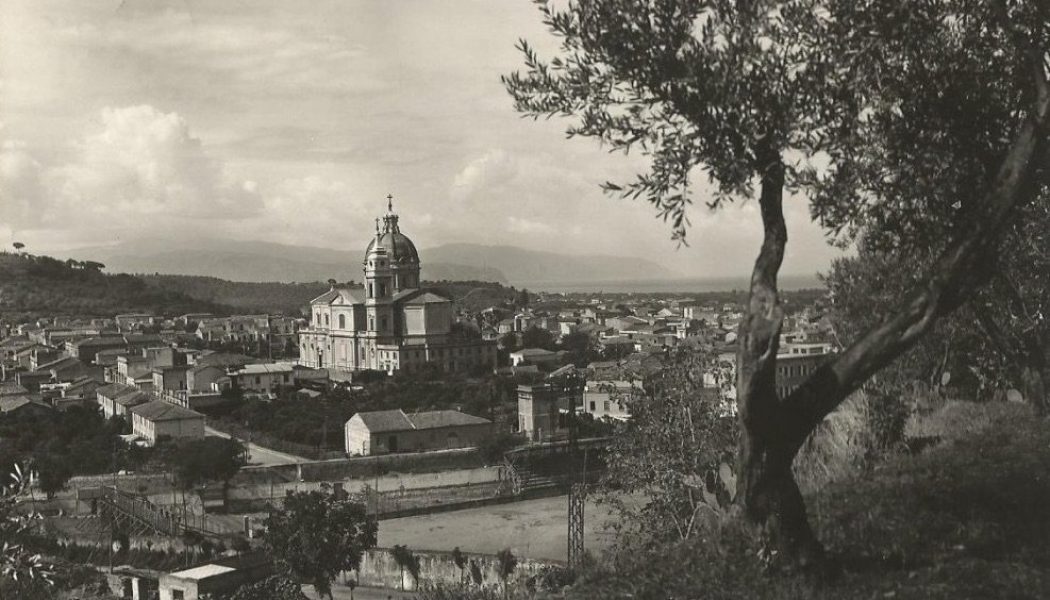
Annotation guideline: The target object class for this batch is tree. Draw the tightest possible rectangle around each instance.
[506,0,1050,566]
[1,464,55,593]
[263,487,377,600]
[391,544,420,590]
[33,455,71,500]
[520,326,556,351]
[451,547,468,584]
[12,242,24,253]
[826,200,1050,414]
[495,548,517,599]
[164,437,246,491]
[599,348,736,543]
[229,573,310,600]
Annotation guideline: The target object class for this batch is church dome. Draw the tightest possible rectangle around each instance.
[365,197,420,265]
[365,231,420,264]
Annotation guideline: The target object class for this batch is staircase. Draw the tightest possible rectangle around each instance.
[94,486,218,538]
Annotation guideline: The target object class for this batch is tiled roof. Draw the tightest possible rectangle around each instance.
[407,410,491,429]
[354,409,415,432]
[402,292,448,305]
[311,287,366,305]
[0,396,51,413]
[0,381,29,396]
[234,363,294,375]
[352,409,492,432]
[130,400,203,422]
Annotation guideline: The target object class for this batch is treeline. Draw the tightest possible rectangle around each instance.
[0,253,229,321]
[140,274,329,316]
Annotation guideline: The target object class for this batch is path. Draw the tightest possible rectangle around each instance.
[205,425,305,466]
[304,584,417,600]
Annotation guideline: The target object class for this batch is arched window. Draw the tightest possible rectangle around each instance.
[338,314,346,329]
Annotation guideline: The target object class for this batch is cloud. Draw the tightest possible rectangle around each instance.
[507,216,557,235]
[452,149,517,195]
[0,139,47,229]
[0,105,260,232]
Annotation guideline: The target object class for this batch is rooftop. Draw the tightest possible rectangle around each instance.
[352,408,491,433]
[130,400,203,422]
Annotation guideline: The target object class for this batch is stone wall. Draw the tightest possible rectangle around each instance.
[346,547,564,592]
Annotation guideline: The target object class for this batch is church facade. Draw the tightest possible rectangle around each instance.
[298,200,497,375]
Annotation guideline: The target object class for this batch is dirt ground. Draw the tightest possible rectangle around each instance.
[376,495,621,561]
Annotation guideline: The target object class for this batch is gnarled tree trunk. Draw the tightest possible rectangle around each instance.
[735,75,1049,566]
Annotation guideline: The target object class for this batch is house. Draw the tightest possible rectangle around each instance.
[228,363,295,395]
[130,401,205,446]
[96,382,151,419]
[158,553,271,600]
[0,381,29,398]
[583,380,641,421]
[344,409,494,456]
[508,348,563,367]
[67,336,126,364]
[0,395,53,417]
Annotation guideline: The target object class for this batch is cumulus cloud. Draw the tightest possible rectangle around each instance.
[452,149,518,196]
[0,105,261,232]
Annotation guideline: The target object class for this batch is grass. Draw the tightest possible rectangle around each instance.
[562,402,1050,599]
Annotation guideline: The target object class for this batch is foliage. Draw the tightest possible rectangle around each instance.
[565,403,1050,599]
[476,431,522,465]
[1,464,55,593]
[207,374,523,450]
[599,346,737,543]
[0,405,142,484]
[227,572,310,600]
[0,252,228,320]
[520,326,557,351]
[496,548,518,598]
[263,486,377,600]
[391,544,420,589]
[162,437,246,490]
[33,454,72,500]
[506,0,1050,564]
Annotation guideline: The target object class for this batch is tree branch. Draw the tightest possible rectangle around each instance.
[781,78,1050,453]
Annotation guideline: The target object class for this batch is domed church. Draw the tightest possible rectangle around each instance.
[298,197,497,375]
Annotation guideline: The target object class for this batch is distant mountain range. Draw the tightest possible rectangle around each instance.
[56,238,676,285]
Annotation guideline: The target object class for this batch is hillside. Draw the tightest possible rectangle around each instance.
[568,402,1050,599]
[54,237,677,285]
[61,238,507,283]
[425,242,677,284]
[140,276,520,316]
[0,253,229,321]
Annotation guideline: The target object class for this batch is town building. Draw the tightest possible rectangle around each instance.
[130,401,205,446]
[298,199,496,375]
[344,408,494,456]
[582,380,640,421]
[508,348,563,367]
[227,363,295,396]
[96,382,151,419]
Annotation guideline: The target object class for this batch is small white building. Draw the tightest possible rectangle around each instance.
[345,409,494,456]
[582,380,640,421]
[130,400,205,446]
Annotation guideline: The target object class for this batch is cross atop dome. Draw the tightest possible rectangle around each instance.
[387,193,394,213]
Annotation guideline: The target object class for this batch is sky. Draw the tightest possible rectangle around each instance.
[0,0,843,279]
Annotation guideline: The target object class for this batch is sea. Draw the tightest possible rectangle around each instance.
[513,274,822,295]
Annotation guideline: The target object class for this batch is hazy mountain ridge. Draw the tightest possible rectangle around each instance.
[62,239,506,284]
[424,243,676,284]
[58,238,675,285]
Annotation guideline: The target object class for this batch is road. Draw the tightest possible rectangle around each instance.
[205,426,305,466]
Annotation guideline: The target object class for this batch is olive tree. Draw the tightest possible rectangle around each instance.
[504,0,1050,565]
